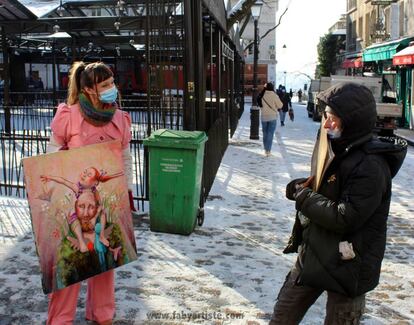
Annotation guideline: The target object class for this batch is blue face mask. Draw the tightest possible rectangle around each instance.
[99,86,118,103]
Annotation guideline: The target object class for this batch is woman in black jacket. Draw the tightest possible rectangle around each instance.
[269,82,407,325]
[277,86,292,126]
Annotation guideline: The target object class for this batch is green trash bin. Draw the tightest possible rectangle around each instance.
[143,129,208,235]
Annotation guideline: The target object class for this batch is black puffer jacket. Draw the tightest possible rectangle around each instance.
[286,83,407,297]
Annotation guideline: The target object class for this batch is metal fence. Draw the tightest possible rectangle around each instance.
[0,98,177,210]
[0,0,245,212]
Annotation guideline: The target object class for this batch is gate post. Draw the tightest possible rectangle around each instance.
[183,0,196,131]
[2,28,10,134]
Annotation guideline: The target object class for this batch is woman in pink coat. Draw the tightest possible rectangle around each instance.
[46,61,134,325]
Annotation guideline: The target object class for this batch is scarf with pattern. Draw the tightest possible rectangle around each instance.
[79,93,117,126]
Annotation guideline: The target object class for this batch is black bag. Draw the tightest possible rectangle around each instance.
[288,108,294,121]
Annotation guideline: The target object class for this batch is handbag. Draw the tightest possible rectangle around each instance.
[288,108,294,121]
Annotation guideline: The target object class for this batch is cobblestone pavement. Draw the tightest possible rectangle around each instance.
[0,103,413,324]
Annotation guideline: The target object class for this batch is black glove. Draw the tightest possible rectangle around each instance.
[286,178,307,200]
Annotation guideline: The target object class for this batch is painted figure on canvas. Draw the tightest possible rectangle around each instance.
[40,167,123,252]
[56,188,128,287]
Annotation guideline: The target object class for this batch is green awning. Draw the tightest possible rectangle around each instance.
[363,38,414,62]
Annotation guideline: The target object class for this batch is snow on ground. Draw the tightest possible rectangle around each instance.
[1,101,414,324]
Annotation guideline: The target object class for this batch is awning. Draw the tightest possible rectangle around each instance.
[342,58,354,68]
[353,57,363,68]
[342,57,363,68]
[393,45,414,66]
[363,37,414,62]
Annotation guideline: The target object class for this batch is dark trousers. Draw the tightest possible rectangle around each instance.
[270,261,365,325]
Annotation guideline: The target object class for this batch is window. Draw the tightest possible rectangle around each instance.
[399,1,405,36]
[347,0,357,11]
[365,12,371,46]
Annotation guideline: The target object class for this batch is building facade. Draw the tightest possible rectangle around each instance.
[228,0,279,90]
[344,0,414,128]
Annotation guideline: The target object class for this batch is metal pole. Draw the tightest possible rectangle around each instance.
[193,0,205,131]
[52,40,57,113]
[183,0,195,131]
[250,18,259,140]
[2,27,10,134]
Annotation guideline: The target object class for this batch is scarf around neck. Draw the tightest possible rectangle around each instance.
[79,93,117,126]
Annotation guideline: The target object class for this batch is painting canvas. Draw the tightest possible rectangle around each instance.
[23,140,137,294]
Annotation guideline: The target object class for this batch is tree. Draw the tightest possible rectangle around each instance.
[315,33,342,78]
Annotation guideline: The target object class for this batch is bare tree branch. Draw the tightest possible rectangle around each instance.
[260,6,289,41]
[243,4,290,52]
[292,71,313,80]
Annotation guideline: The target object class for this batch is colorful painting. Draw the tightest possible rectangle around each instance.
[23,140,137,294]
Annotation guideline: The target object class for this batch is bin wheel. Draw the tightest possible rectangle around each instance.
[197,208,205,226]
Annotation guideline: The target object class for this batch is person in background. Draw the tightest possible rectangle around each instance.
[258,82,282,157]
[289,88,293,98]
[297,88,303,102]
[46,61,135,325]
[278,86,292,126]
[269,82,407,324]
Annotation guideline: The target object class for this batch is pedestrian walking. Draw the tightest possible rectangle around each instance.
[277,86,291,126]
[46,61,135,325]
[297,88,303,102]
[270,82,407,324]
[258,82,282,157]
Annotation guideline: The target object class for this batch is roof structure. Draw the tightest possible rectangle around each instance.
[0,0,37,21]
[0,1,183,58]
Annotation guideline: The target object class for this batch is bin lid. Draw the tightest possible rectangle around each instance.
[143,129,208,149]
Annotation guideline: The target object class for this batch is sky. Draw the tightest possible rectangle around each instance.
[275,0,346,91]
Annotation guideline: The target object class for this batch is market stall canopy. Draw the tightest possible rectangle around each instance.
[342,58,354,68]
[342,56,363,69]
[393,42,414,66]
[363,37,414,62]
[0,0,234,59]
[0,0,185,57]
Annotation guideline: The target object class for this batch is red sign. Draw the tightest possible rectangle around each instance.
[393,55,414,66]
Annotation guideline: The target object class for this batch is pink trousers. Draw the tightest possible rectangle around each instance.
[47,270,115,325]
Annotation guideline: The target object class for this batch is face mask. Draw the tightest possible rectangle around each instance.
[99,86,118,103]
[327,128,342,139]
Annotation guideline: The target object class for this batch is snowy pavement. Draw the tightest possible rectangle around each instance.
[1,102,414,324]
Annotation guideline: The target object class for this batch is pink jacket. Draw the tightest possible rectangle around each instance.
[51,103,131,149]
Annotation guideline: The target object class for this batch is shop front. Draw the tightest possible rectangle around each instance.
[363,37,414,128]
[393,42,414,129]
[342,55,363,76]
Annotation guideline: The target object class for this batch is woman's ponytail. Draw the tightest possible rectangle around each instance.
[67,61,86,105]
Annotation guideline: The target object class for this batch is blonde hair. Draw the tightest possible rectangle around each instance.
[66,61,114,105]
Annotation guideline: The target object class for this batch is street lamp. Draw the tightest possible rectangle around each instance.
[249,0,263,140]
[283,71,287,88]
